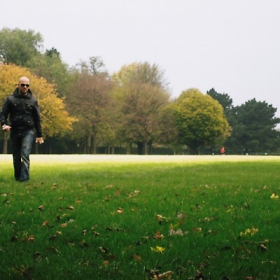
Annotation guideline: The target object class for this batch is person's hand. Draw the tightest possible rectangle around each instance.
[36,137,44,144]
[2,125,11,131]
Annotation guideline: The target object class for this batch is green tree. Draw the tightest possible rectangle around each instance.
[207,88,233,112]
[117,82,169,154]
[113,62,170,154]
[207,88,237,153]
[173,88,231,154]
[157,103,181,153]
[0,28,43,66]
[27,47,70,97]
[66,60,118,154]
[0,28,70,97]
[228,99,280,153]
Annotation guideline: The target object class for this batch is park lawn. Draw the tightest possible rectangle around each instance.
[0,156,280,279]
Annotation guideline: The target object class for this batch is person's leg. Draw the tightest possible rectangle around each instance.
[20,130,34,182]
[10,131,22,181]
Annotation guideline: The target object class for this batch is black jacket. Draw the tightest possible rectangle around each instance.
[0,88,42,137]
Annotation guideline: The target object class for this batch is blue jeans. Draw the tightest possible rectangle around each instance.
[10,130,34,181]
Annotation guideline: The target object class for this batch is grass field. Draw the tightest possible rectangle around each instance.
[0,155,280,279]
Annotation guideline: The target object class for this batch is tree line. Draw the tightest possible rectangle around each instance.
[1,28,280,155]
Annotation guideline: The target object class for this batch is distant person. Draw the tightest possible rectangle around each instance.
[220,147,225,155]
[0,76,44,182]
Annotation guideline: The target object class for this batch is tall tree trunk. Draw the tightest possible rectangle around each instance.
[144,142,148,155]
[90,135,96,154]
[48,138,53,154]
[148,141,152,155]
[137,142,144,155]
[87,135,91,154]
[126,142,132,154]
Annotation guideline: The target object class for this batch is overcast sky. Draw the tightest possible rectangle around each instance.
[2,0,280,116]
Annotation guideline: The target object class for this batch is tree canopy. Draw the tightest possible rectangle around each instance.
[173,88,231,154]
[66,62,117,154]
[0,28,43,66]
[227,99,280,153]
[112,62,170,154]
[113,62,169,92]
[207,88,233,112]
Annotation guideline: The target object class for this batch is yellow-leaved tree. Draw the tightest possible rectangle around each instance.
[173,88,231,154]
[0,63,76,152]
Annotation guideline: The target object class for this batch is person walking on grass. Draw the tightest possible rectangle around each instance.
[0,76,44,182]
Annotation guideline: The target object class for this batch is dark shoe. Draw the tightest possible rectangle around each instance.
[20,179,29,183]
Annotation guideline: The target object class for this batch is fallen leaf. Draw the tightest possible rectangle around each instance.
[38,205,44,211]
[155,214,169,223]
[259,244,267,251]
[192,227,202,233]
[154,231,164,239]
[155,270,173,279]
[42,220,49,227]
[270,192,279,199]
[99,247,109,253]
[28,235,35,242]
[66,205,74,210]
[133,254,142,262]
[116,207,124,214]
[169,229,183,236]
[60,223,67,228]
[151,246,165,253]
[177,213,186,219]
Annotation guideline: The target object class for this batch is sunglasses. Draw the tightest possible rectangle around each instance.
[20,84,29,87]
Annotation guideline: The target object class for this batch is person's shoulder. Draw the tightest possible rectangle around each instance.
[7,94,16,101]
[8,89,19,100]
[28,93,38,104]
[29,94,37,101]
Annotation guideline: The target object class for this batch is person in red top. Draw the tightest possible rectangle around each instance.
[220,147,225,155]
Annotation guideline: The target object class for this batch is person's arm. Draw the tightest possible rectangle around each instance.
[32,99,44,144]
[32,100,42,137]
[1,98,12,131]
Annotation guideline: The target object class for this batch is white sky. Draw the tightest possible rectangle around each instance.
[2,0,280,116]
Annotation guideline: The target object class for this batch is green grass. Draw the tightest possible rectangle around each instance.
[0,158,280,279]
